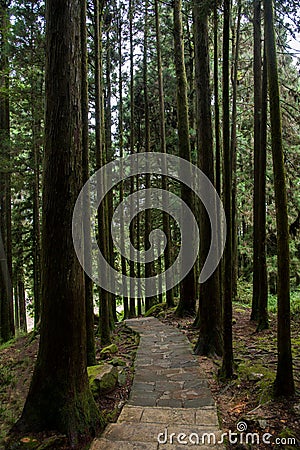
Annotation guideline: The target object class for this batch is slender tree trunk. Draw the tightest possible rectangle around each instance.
[82,0,96,365]
[32,112,41,328]
[0,0,14,342]
[144,0,156,312]
[94,0,111,345]
[14,0,102,442]
[15,213,27,334]
[136,175,143,315]
[173,0,196,317]
[18,279,27,334]
[256,43,269,331]
[105,22,117,323]
[155,0,174,308]
[117,12,129,320]
[251,0,262,321]
[214,4,223,311]
[221,0,234,379]
[14,284,19,332]
[28,0,42,330]
[231,0,241,304]
[264,0,294,397]
[214,5,221,197]
[128,0,136,318]
[193,1,222,356]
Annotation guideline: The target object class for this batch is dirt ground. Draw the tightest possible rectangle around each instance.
[0,323,138,449]
[0,305,299,449]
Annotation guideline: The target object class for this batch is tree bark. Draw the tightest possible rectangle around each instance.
[231,0,242,304]
[128,0,136,318]
[0,0,14,342]
[221,0,234,379]
[94,0,111,344]
[144,0,156,312]
[251,0,262,321]
[256,43,269,331]
[105,20,117,323]
[155,0,174,308]
[193,1,222,357]
[264,0,294,397]
[18,279,27,334]
[81,0,96,366]
[173,0,196,317]
[14,0,102,443]
[117,10,129,319]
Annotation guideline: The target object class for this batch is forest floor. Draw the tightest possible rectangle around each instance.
[0,304,299,449]
[0,323,138,449]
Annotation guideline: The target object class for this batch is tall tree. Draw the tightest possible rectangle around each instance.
[14,0,102,443]
[117,7,129,319]
[221,0,234,379]
[29,0,43,328]
[214,4,221,197]
[264,0,294,397]
[256,43,269,331]
[251,0,263,322]
[193,0,222,356]
[0,0,14,343]
[81,0,96,366]
[143,0,156,312]
[154,0,174,308]
[94,0,112,344]
[213,3,223,309]
[231,0,242,304]
[173,0,196,317]
[104,14,117,323]
[128,0,136,318]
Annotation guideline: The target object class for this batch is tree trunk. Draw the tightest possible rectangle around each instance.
[143,0,156,313]
[32,111,42,329]
[29,0,42,330]
[173,0,196,317]
[264,0,294,397]
[94,0,111,345]
[231,0,241,304]
[251,0,262,321]
[193,1,222,357]
[0,0,14,343]
[128,0,136,318]
[105,21,117,323]
[14,284,19,332]
[256,43,269,331]
[117,11,129,319]
[155,0,174,308]
[18,279,27,334]
[82,0,96,366]
[221,0,234,379]
[214,4,223,311]
[14,0,102,443]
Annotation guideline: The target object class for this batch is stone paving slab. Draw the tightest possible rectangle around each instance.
[102,423,222,442]
[119,405,219,428]
[90,439,158,449]
[90,317,224,449]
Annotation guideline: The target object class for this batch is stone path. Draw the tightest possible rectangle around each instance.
[90,317,224,449]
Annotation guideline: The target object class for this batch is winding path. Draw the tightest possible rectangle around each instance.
[91,317,224,449]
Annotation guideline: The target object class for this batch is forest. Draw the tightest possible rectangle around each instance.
[0,0,300,448]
